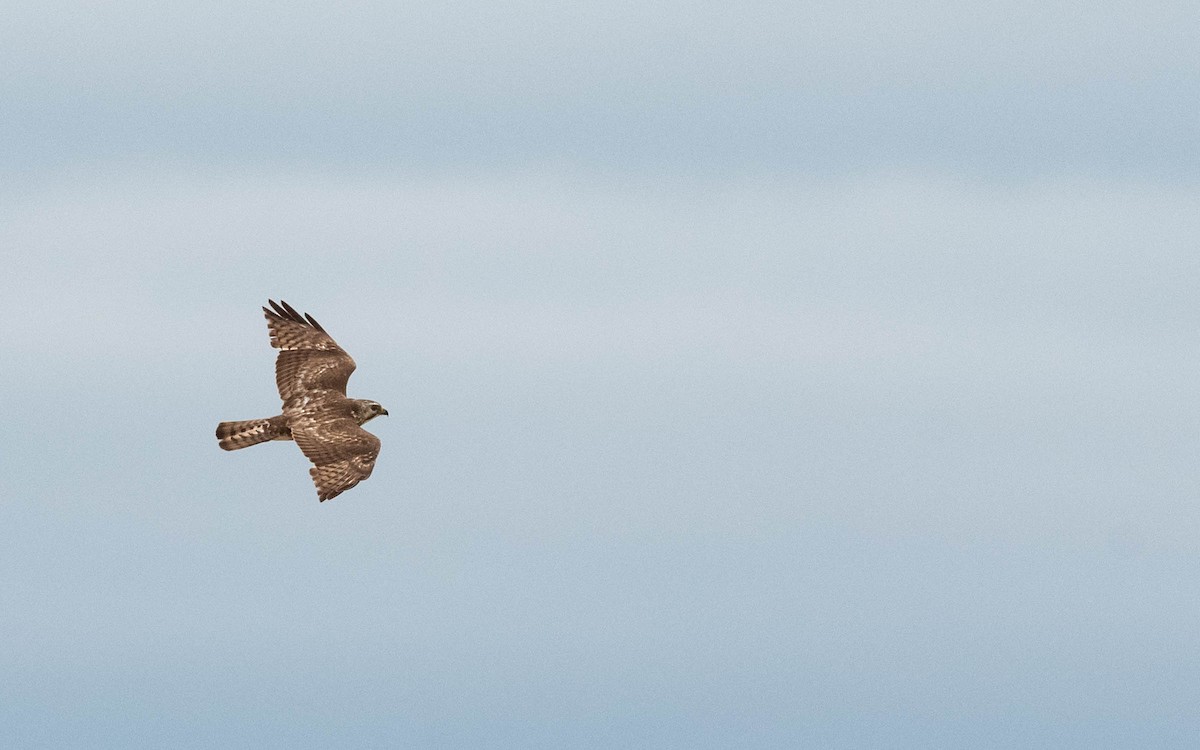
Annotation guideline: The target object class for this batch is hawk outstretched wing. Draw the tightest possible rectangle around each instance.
[262,300,381,502]
[290,411,382,502]
[263,299,357,401]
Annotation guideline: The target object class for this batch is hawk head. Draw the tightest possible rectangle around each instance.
[351,399,389,425]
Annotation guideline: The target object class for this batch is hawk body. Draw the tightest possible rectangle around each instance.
[216,300,388,502]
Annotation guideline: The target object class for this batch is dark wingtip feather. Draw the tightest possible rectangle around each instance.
[278,300,307,324]
[265,299,321,328]
[265,300,327,332]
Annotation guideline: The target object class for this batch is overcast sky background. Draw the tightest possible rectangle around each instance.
[3,2,1199,748]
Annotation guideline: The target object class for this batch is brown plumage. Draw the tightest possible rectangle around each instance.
[216,300,388,502]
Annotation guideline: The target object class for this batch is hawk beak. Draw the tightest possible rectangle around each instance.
[381,409,389,416]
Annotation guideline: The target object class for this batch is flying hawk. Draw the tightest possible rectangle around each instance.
[216,300,388,502]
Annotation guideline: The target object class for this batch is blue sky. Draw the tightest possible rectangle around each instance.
[2,2,1200,748]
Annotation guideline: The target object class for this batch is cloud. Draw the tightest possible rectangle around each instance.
[4,168,1199,555]
[6,169,1199,365]
[5,0,1197,93]
[2,1,1197,176]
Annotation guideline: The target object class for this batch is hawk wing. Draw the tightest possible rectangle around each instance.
[289,406,382,502]
[263,299,357,402]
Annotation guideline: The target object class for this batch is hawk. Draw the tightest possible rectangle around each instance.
[216,300,389,502]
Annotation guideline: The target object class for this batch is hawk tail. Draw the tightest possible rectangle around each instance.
[215,416,290,451]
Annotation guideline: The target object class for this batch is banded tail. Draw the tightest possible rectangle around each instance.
[216,416,291,451]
